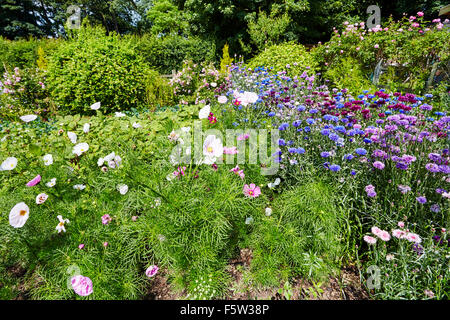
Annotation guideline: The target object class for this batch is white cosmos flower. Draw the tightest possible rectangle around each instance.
[46,178,56,187]
[115,112,126,117]
[43,154,53,166]
[56,215,70,233]
[36,193,48,205]
[97,157,104,166]
[9,202,30,228]
[73,184,86,190]
[103,152,116,162]
[265,207,272,216]
[181,126,191,133]
[90,102,101,110]
[117,184,128,195]
[67,132,77,144]
[210,82,217,87]
[218,96,228,104]
[83,123,90,133]
[132,122,142,128]
[72,143,89,156]
[198,105,211,119]
[19,115,37,122]
[1,157,17,171]
[203,135,223,164]
[234,91,258,106]
[268,178,281,189]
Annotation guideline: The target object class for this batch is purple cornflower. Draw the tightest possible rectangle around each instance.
[373,161,385,170]
[416,196,427,204]
[398,185,411,194]
[425,163,440,173]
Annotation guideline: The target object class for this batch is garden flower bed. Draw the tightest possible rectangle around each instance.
[1,60,448,300]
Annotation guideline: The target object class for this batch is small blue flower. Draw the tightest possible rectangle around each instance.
[355,148,367,156]
[329,164,341,172]
[297,147,305,154]
[278,139,286,146]
[268,112,276,117]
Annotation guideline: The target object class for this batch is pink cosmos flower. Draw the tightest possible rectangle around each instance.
[417,11,424,17]
[373,161,385,170]
[26,175,41,187]
[78,244,85,249]
[364,235,377,244]
[103,242,108,247]
[102,214,112,225]
[230,165,245,179]
[71,275,93,296]
[243,184,261,198]
[398,221,405,228]
[146,265,158,278]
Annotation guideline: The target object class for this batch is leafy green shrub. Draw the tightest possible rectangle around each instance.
[0,67,54,121]
[249,181,344,286]
[169,60,230,105]
[136,34,216,75]
[247,42,318,77]
[313,15,449,104]
[323,56,376,94]
[46,26,154,115]
[0,37,60,70]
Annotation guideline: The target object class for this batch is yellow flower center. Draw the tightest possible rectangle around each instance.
[58,222,64,227]
[19,210,27,216]
[249,191,254,196]
[207,146,213,153]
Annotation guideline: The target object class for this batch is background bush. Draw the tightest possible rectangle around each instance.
[46,26,155,115]
[136,34,217,75]
[246,42,318,77]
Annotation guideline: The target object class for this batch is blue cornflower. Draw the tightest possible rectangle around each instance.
[293,120,302,127]
[363,138,372,144]
[306,118,315,125]
[297,105,306,112]
[309,109,318,114]
[268,112,276,117]
[278,123,289,131]
[278,139,286,146]
[355,148,367,156]
[304,126,311,133]
[288,148,297,153]
[321,129,330,136]
[321,151,331,158]
[329,164,341,172]
[297,147,305,154]
[344,154,354,161]
[329,133,339,142]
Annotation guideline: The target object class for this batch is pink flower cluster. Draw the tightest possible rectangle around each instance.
[102,214,112,225]
[230,165,245,179]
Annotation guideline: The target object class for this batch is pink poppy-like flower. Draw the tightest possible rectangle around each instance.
[243,184,261,198]
[101,214,112,225]
[398,221,405,228]
[26,175,41,187]
[392,229,406,239]
[406,232,422,244]
[103,242,108,247]
[377,230,391,241]
[417,11,424,17]
[223,146,238,155]
[371,226,382,236]
[364,235,377,244]
[71,275,93,296]
[237,133,250,141]
[146,265,158,278]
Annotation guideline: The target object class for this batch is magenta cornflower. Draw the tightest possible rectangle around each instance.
[102,214,112,225]
[373,161,385,170]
